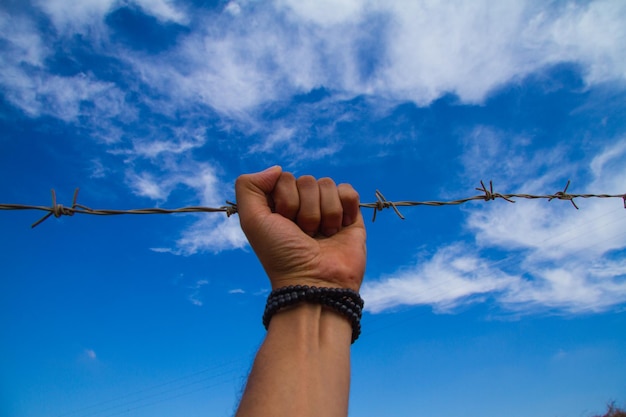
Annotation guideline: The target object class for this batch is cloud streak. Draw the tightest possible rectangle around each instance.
[3,1,626,159]
[4,1,625,121]
[124,159,245,254]
[362,244,516,314]
[124,0,626,116]
[363,140,626,315]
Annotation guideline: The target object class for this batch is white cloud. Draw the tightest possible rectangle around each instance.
[0,12,130,124]
[35,0,116,33]
[465,137,626,313]
[90,159,110,179]
[179,165,222,207]
[65,0,618,164]
[246,121,342,164]
[174,216,247,255]
[124,160,245,254]
[501,261,626,313]
[134,0,188,24]
[187,279,209,306]
[125,161,223,204]
[229,288,245,294]
[224,2,242,16]
[36,0,187,32]
[4,1,625,153]
[0,13,132,128]
[0,11,47,66]
[364,140,626,315]
[545,0,626,84]
[188,294,203,306]
[362,244,516,313]
[249,127,297,154]
[131,129,207,159]
[466,140,626,261]
[127,171,171,201]
[589,140,626,186]
[275,0,365,26]
[128,31,296,115]
[150,247,172,253]
[84,349,97,360]
[376,0,626,104]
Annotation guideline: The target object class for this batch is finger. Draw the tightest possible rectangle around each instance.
[337,183,360,227]
[296,175,321,236]
[318,177,342,236]
[272,172,299,221]
[235,166,283,234]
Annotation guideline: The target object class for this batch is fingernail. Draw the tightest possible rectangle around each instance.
[325,228,339,236]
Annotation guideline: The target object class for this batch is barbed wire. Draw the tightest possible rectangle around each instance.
[1,180,624,228]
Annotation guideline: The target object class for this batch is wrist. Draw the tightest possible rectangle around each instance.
[269,275,362,293]
[266,303,353,347]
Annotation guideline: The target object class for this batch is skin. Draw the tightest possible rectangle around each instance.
[234,166,367,417]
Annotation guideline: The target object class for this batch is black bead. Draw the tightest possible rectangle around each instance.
[263,285,363,343]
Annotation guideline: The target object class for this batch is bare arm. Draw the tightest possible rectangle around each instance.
[234,166,367,417]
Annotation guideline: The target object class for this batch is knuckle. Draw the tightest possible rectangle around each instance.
[297,175,316,183]
[276,199,299,215]
[318,177,336,188]
[297,175,318,192]
[297,212,320,230]
[338,183,359,200]
[234,174,249,191]
[324,209,343,224]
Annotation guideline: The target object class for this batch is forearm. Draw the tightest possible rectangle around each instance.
[235,303,353,417]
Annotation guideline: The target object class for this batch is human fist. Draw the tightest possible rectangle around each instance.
[236,166,366,291]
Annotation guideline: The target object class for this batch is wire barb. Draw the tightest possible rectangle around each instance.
[475,180,515,203]
[31,188,80,228]
[369,190,405,222]
[223,201,238,217]
[548,180,579,209]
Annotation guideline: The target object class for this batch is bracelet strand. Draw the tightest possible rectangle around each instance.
[263,285,364,343]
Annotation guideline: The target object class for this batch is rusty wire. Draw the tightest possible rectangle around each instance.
[1,180,624,228]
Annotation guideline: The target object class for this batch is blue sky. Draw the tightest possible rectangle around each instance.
[1,0,625,416]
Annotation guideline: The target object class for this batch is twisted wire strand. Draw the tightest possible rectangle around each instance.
[1,181,624,228]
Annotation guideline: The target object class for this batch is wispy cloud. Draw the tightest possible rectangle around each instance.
[0,13,131,125]
[36,0,187,32]
[133,0,188,24]
[188,279,209,306]
[124,159,245,254]
[125,0,626,115]
[84,348,97,360]
[34,0,116,33]
[127,171,171,201]
[467,140,626,260]
[364,140,626,315]
[4,1,626,161]
[5,1,626,116]
[130,129,207,159]
[362,244,516,314]
[174,216,247,255]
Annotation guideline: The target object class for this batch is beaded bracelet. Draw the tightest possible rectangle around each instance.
[262,285,364,343]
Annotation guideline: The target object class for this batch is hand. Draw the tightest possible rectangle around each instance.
[236,166,366,291]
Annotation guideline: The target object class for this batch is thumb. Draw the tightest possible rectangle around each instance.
[236,165,283,227]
